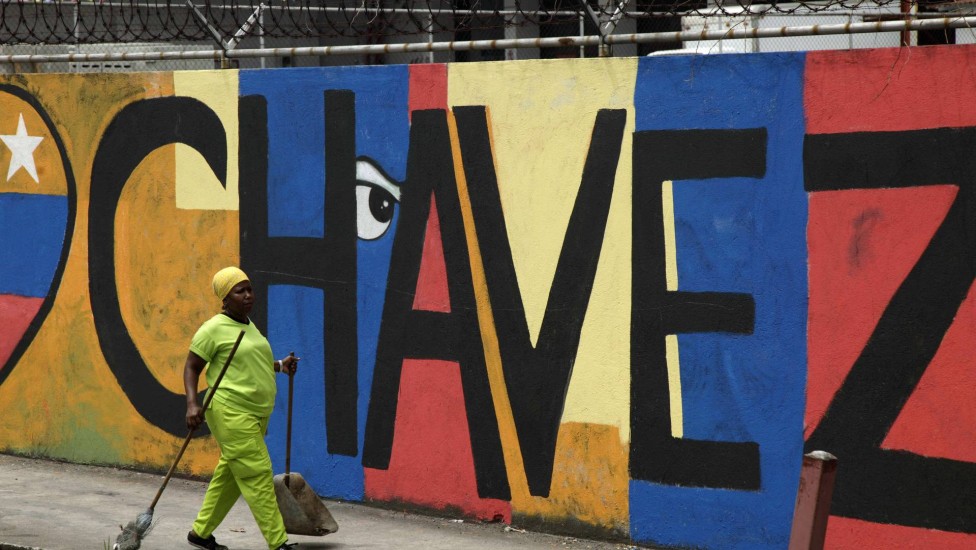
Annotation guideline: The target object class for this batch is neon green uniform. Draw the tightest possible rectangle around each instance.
[189,314,287,550]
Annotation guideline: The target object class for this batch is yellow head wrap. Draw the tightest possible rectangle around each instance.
[212,266,249,300]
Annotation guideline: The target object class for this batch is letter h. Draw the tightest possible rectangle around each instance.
[238,91,359,456]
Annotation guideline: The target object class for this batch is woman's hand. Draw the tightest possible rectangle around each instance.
[186,402,205,430]
[277,353,300,375]
[183,351,208,430]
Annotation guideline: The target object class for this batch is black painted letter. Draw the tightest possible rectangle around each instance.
[239,92,359,456]
[630,129,763,490]
[89,97,226,436]
[805,128,976,532]
[455,107,627,497]
[361,109,510,500]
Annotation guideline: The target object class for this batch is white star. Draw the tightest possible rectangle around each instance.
[0,114,43,184]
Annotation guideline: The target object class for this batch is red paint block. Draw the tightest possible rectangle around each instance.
[0,294,43,368]
[365,189,509,521]
[882,279,976,462]
[804,47,976,548]
[805,185,956,439]
[409,64,448,118]
[825,516,976,550]
[412,196,451,313]
[364,359,512,522]
[806,45,976,134]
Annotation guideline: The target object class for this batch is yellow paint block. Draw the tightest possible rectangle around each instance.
[173,70,239,211]
[662,180,684,438]
[448,58,635,438]
[115,144,241,395]
[448,107,532,504]
[515,422,629,537]
[0,73,223,474]
[449,59,636,522]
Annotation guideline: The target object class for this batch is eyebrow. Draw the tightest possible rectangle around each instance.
[356,159,402,201]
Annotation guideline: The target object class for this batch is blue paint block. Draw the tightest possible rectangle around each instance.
[267,284,367,500]
[0,193,68,297]
[240,66,409,239]
[630,52,807,549]
[244,67,410,501]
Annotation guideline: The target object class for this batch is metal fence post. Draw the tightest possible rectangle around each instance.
[789,450,838,550]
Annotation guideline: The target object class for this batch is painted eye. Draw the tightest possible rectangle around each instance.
[355,157,401,241]
[356,184,396,240]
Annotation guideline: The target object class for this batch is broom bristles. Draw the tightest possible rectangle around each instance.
[113,508,156,550]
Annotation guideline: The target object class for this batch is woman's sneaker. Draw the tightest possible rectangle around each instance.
[274,543,297,550]
[187,531,229,550]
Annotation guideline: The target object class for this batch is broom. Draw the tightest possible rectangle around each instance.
[113,329,246,550]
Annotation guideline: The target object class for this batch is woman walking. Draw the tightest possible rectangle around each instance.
[183,266,299,550]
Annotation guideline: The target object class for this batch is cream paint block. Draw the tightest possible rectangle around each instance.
[173,70,239,210]
[449,58,636,441]
[662,181,684,438]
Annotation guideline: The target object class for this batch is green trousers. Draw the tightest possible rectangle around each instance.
[192,401,287,550]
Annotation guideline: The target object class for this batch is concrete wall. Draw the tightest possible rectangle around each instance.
[0,46,973,549]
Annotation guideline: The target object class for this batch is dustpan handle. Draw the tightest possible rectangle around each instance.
[285,351,295,486]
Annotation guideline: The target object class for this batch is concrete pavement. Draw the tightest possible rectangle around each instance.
[0,454,641,550]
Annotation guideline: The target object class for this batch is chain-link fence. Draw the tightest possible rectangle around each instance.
[0,0,973,70]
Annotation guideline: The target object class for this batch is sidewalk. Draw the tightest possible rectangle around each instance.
[0,454,638,550]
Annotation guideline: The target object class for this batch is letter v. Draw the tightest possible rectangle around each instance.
[453,107,627,497]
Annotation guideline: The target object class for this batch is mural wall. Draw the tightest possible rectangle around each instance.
[0,45,972,549]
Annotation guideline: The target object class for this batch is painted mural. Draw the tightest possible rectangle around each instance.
[0,45,972,549]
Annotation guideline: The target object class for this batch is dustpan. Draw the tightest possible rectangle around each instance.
[273,358,339,536]
[273,472,337,535]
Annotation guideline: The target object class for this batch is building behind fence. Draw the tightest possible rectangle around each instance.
[0,0,973,71]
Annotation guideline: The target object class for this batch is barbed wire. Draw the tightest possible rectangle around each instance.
[0,0,963,45]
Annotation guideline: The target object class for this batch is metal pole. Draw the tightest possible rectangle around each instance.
[71,1,80,72]
[579,12,586,57]
[227,4,266,51]
[185,0,228,68]
[74,1,588,17]
[602,0,631,35]
[901,0,912,45]
[576,0,605,56]
[39,1,962,19]
[848,14,854,49]
[259,5,266,68]
[0,16,972,64]
[428,12,435,63]
[600,0,631,56]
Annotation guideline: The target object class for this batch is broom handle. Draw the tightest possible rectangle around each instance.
[285,352,295,486]
[149,329,246,512]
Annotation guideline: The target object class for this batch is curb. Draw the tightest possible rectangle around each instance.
[0,544,45,550]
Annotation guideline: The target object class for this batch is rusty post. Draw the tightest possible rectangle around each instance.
[788,450,838,550]
[900,0,912,46]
